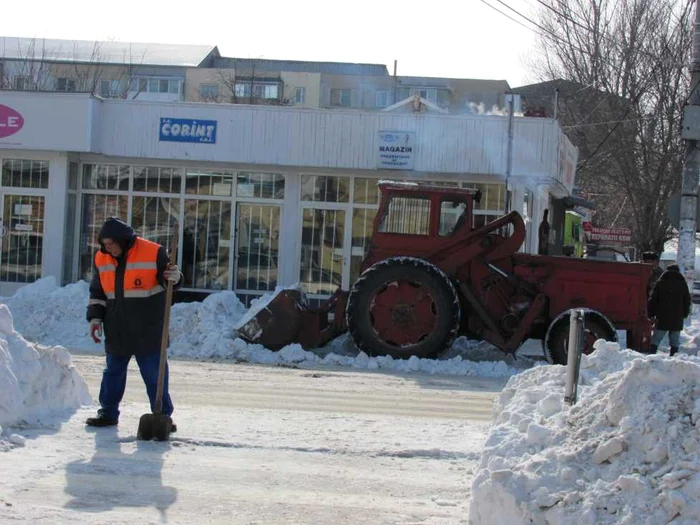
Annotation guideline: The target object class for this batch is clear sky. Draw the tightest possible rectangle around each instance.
[2,0,542,87]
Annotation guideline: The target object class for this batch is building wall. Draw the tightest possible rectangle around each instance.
[184,67,235,103]
[280,72,321,108]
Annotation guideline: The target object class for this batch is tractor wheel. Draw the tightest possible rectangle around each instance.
[346,257,460,359]
[544,311,617,365]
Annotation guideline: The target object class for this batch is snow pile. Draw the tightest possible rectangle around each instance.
[469,341,700,525]
[0,277,89,350]
[169,291,248,358]
[0,278,529,379]
[0,304,91,431]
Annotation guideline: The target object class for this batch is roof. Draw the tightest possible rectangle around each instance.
[212,57,389,76]
[0,37,218,67]
[398,76,510,88]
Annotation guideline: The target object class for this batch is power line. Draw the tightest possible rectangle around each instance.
[478,0,535,32]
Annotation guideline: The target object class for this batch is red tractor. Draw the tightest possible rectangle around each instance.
[236,182,652,364]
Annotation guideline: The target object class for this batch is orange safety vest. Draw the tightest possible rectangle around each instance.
[94,238,163,299]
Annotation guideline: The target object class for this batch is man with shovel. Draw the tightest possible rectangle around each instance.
[85,217,182,429]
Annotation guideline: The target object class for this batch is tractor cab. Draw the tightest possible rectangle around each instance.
[361,181,482,271]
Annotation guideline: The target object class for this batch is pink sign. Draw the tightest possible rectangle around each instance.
[0,105,24,139]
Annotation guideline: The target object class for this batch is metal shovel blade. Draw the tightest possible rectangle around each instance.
[136,412,173,442]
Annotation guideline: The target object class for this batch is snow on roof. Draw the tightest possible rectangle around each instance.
[0,36,218,67]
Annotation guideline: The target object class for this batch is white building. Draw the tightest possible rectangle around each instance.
[0,91,577,301]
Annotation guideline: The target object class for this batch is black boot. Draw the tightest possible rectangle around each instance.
[649,344,658,355]
[85,414,118,427]
[670,346,679,357]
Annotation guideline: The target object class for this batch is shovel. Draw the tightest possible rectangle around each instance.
[137,227,179,442]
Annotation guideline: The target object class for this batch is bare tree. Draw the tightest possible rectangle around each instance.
[0,38,54,91]
[532,0,693,253]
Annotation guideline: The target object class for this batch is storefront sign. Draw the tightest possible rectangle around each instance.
[582,222,632,244]
[377,131,415,170]
[0,105,25,139]
[159,118,217,144]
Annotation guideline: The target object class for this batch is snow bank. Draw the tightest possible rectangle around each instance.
[0,278,529,379]
[470,341,700,525]
[0,277,90,350]
[0,304,91,430]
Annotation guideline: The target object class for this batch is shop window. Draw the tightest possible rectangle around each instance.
[78,194,129,281]
[439,200,469,236]
[353,178,380,205]
[185,170,234,197]
[130,197,180,249]
[350,208,377,283]
[2,159,49,189]
[330,89,351,107]
[463,183,505,212]
[301,175,349,203]
[236,204,280,291]
[133,166,184,194]
[82,164,130,191]
[236,173,285,199]
[68,162,79,190]
[0,195,45,283]
[182,199,231,290]
[378,196,431,235]
[299,209,345,294]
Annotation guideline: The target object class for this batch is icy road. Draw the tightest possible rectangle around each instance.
[1,354,504,524]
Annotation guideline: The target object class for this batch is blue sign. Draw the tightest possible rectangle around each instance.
[159,118,217,144]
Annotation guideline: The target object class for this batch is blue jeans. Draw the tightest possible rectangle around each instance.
[98,353,173,420]
[651,329,681,348]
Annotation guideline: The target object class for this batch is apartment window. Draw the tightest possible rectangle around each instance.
[13,76,29,90]
[376,90,390,108]
[330,88,351,107]
[295,87,306,104]
[200,83,219,101]
[235,83,251,98]
[56,78,76,92]
[100,80,121,98]
[252,84,279,99]
[139,78,181,94]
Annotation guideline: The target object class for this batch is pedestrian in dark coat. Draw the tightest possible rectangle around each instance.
[85,217,183,428]
[648,264,691,356]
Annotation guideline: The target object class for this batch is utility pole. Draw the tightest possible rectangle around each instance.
[678,0,700,291]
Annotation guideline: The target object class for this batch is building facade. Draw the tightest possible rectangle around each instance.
[1,37,511,114]
[0,91,576,301]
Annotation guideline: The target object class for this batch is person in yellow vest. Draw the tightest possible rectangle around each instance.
[85,217,182,429]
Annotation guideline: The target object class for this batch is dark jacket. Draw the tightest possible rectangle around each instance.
[86,218,182,356]
[648,266,691,332]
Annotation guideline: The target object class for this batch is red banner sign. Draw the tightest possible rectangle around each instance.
[582,222,632,244]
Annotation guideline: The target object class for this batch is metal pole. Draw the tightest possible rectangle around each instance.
[505,99,514,214]
[678,0,700,293]
[564,309,584,405]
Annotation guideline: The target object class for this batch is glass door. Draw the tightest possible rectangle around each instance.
[234,203,281,293]
[0,194,46,283]
[299,207,346,294]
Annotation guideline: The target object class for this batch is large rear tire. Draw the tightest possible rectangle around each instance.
[544,311,617,365]
[346,257,460,359]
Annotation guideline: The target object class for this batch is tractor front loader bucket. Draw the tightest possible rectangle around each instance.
[234,288,349,350]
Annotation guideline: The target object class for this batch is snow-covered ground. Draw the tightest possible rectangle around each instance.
[0,353,500,524]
